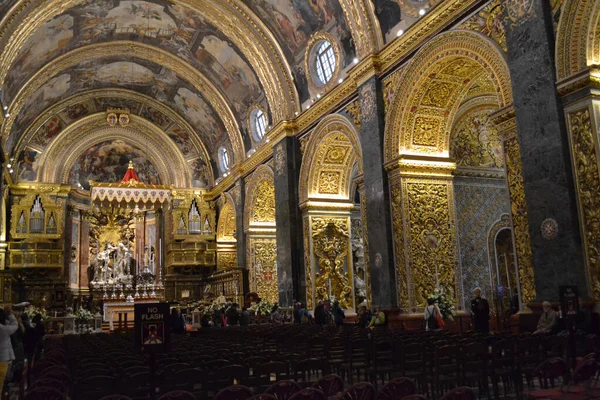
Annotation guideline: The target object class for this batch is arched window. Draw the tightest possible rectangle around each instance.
[218,147,230,173]
[315,41,336,85]
[253,108,267,141]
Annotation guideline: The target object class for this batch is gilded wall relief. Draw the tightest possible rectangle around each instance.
[248,237,278,304]
[450,110,503,169]
[568,107,600,299]
[458,0,507,52]
[251,180,276,224]
[506,0,536,28]
[311,217,353,309]
[303,217,313,309]
[217,201,237,243]
[217,252,237,270]
[389,175,409,308]
[403,180,457,308]
[503,136,536,304]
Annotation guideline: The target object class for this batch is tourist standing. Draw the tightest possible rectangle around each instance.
[271,305,282,324]
[332,301,345,326]
[226,304,240,326]
[471,288,490,333]
[0,309,18,395]
[314,301,327,326]
[357,306,371,328]
[170,308,185,334]
[424,298,441,331]
[240,307,250,326]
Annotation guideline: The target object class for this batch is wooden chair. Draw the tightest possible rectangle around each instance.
[342,382,376,400]
[25,386,66,400]
[213,385,253,400]
[311,374,344,398]
[376,377,416,400]
[157,390,197,400]
[265,380,302,400]
[439,386,476,400]
[288,388,327,400]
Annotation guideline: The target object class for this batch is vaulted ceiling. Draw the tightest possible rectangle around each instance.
[0,0,444,187]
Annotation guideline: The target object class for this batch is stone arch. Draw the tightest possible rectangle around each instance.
[384,30,512,163]
[299,115,363,204]
[38,114,191,188]
[556,0,600,80]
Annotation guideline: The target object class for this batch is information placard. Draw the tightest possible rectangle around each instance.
[135,302,170,352]
[559,286,579,318]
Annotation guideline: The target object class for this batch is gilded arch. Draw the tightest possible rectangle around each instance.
[37,114,191,188]
[384,30,512,163]
[244,165,276,231]
[555,0,600,81]
[2,42,245,165]
[217,193,237,271]
[299,115,363,204]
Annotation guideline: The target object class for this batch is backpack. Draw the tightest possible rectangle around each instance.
[426,306,439,330]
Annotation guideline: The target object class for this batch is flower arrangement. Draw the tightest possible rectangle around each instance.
[24,306,47,323]
[74,308,94,324]
[251,300,274,316]
[427,287,456,321]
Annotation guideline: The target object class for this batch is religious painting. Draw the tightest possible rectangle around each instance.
[58,101,91,124]
[371,0,444,43]
[242,0,355,103]
[167,125,194,157]
[5,0,266,138]
[189,157,209,188]
[31,116,63,148]
[69,140,160,190]
[10,57,230,164]
[141,105,171,129]
[16,148,40,182]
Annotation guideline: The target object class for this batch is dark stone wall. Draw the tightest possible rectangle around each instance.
[273,137,305,306]
[358,77,397,307]
[502,0,586,299]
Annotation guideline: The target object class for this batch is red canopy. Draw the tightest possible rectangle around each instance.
[121,160,140,183]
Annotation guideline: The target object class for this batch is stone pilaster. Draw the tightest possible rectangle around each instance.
[357,77,397,307]
[273,136,305,306]
[502,0,586,300]
[230,178,248,295]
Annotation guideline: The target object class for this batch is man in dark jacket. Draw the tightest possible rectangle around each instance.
[471,288,490,333]
[226,304,240,326]
[332,301,345,326]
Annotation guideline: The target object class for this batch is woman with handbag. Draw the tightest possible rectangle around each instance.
[424,298,444,331]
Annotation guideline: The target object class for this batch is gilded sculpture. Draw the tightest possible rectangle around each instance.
[312,218,353,309]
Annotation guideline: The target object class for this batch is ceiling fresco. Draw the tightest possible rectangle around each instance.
[9,57,231,166]
[372,0,445,43]
[4,0,267,137]
[241,0,356,103]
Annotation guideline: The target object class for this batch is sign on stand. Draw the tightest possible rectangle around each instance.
[559,286,579,319]
[135,302,170,353]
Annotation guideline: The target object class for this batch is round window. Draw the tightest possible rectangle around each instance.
[218,147,230,173]
[315,40,336,85]
[251,108,267,141]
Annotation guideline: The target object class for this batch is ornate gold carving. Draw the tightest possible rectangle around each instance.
[345,101,361,129]
[337,0,383,59]
[403,180,457,308]
[359,81,376,125]
[217,200,236,242]
[450,110,503,169]
[389,176,409,308]
[248,237,278,304]
[311,217,353,309]
[244,165,276,231]
[506,0,536,28]
[303,217,313,309]
[384,31,512,163]
[568,107,600,298]
[217,252,237,270]
[503,136,536,303]
[10,190,65,240]
[318,171,342,195]
[300,116,362,203]
[458,0,507,52]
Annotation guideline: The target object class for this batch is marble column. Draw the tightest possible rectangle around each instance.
[502,0,586,300]
[273,136,305,307]
[357,77,397,307]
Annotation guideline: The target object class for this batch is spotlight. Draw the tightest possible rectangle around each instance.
[9,169,13,173]
[2,105,6,111]
[353,58,359,64]
[266,138,270,143]
[338,78,344,84]
[307,105,311,110]
[4,113,8,118]
[419,8,426,16]
[397,29,404,36]
[6,164,10,169]
[295,111,299,116]
[316,94,321,99]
